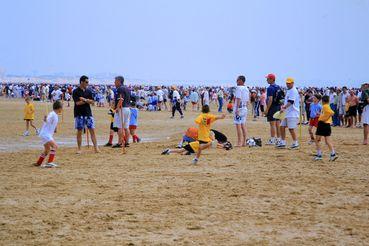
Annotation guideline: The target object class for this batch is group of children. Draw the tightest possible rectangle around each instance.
[161,105,230,164]
[104,101,140,147]
[306,94,338,161]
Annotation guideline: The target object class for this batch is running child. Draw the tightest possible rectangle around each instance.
[129,101,141,143]
[308,94,322,144]
[34,100,63,168]
[104,102,118,147]
[192,105,225,164]
[314,95,338,161]
[23,96,39,136]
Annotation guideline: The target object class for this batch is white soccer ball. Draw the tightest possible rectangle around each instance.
[246,138,256,147]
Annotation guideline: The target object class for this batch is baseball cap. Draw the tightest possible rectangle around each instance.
[286,77,295,84]
[265,73,276,80]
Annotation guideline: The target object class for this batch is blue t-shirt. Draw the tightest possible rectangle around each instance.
[266,84,280,105]
[130,108,138,126]
[309,102,322,118]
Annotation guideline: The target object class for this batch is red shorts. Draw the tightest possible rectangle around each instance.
[309,117,319,127]
[129,125,137,130]
[191,102,197,105]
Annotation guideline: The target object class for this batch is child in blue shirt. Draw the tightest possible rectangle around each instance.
[308,94,322,144]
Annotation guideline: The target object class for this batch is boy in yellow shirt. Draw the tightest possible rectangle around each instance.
[314,95,338,161]
[23,97,39,136]
[192,105,225,164]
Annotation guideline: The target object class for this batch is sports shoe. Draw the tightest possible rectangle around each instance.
[329,154,338,161]
[161,148,170,155]
[308,140,314,145]
[41,163,58,168]
[125,142,130,147]
[192,158,198,165]
[289,143,300,150]
[276,143,286,149]
[104,143,112,147]
[314,155,323,161]
[180,115,184,119]
[266,138,275,145]
[112,143,122,148]
[136,137,141,143]
[23,131,30,136]
[36,129,40,135]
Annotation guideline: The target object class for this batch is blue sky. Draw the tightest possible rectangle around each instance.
[0,0,368,86]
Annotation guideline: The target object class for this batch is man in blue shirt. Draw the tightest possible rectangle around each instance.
[264,73,282,145]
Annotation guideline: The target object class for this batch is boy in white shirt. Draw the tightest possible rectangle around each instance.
[34,100,63,168]
[277,77,300,149]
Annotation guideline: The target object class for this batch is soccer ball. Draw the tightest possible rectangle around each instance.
[246,138,256,147]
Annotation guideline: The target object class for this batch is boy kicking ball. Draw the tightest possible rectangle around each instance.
[314,95,338,161]
[34,100,63,168]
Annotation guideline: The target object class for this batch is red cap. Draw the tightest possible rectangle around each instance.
[265,73,276,80]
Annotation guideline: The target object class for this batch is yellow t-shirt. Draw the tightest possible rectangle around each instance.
[194,113,216,142]
[24,103,35,120]
[318,104,334,124]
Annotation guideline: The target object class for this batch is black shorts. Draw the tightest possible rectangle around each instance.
[358,103,364,115]
[267,105,281,122]
[348,106,357,117]
[316,121,331,137]
[110,122,118,132]
[183,144,195,153]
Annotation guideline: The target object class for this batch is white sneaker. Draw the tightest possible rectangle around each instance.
[36,129,40,135]
[289,143,300,150]
[23,131,30,136]
[40,163,58,168]
[266,138,275,145]
[192,158,198,165]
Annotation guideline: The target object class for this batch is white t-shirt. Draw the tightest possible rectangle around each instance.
[157,89,164,101]
[172,90,181,101]
[203,90,210,105]
[52,89,63,101]
[284,86,300,118]
[39,111,59,139]
[233,85,250,111]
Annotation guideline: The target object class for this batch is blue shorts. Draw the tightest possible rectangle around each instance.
[74,116,95,130]
[183,136,195,143]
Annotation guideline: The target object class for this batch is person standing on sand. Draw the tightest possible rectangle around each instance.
[264,73,282,146]
[276,77,300,150]
[73,75,100,154]
[233,75,250,147]
[361,83,369,145]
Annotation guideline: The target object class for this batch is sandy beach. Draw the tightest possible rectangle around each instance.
[0,98,368,245]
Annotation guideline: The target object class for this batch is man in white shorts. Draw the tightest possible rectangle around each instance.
[113,76,131,148]
[277,77,300,149]
[361,83,369,145]
[233,75,250,147]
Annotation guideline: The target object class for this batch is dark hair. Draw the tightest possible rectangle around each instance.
[130,100,136,107]
[80,75,89,84]
[237,75,246,83]
[314,94,322,100]
[202,105,210,113]
[53,100,63,110]
[115,76,124,85]
[322,95,329,104]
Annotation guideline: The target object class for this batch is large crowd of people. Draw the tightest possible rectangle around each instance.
[1,75,368,166]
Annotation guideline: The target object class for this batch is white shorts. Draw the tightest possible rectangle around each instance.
[40,135,54,145]
[234,108,247,125]
[281,117,299,129]
[113,107,131,129]
[363,105,369,125]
